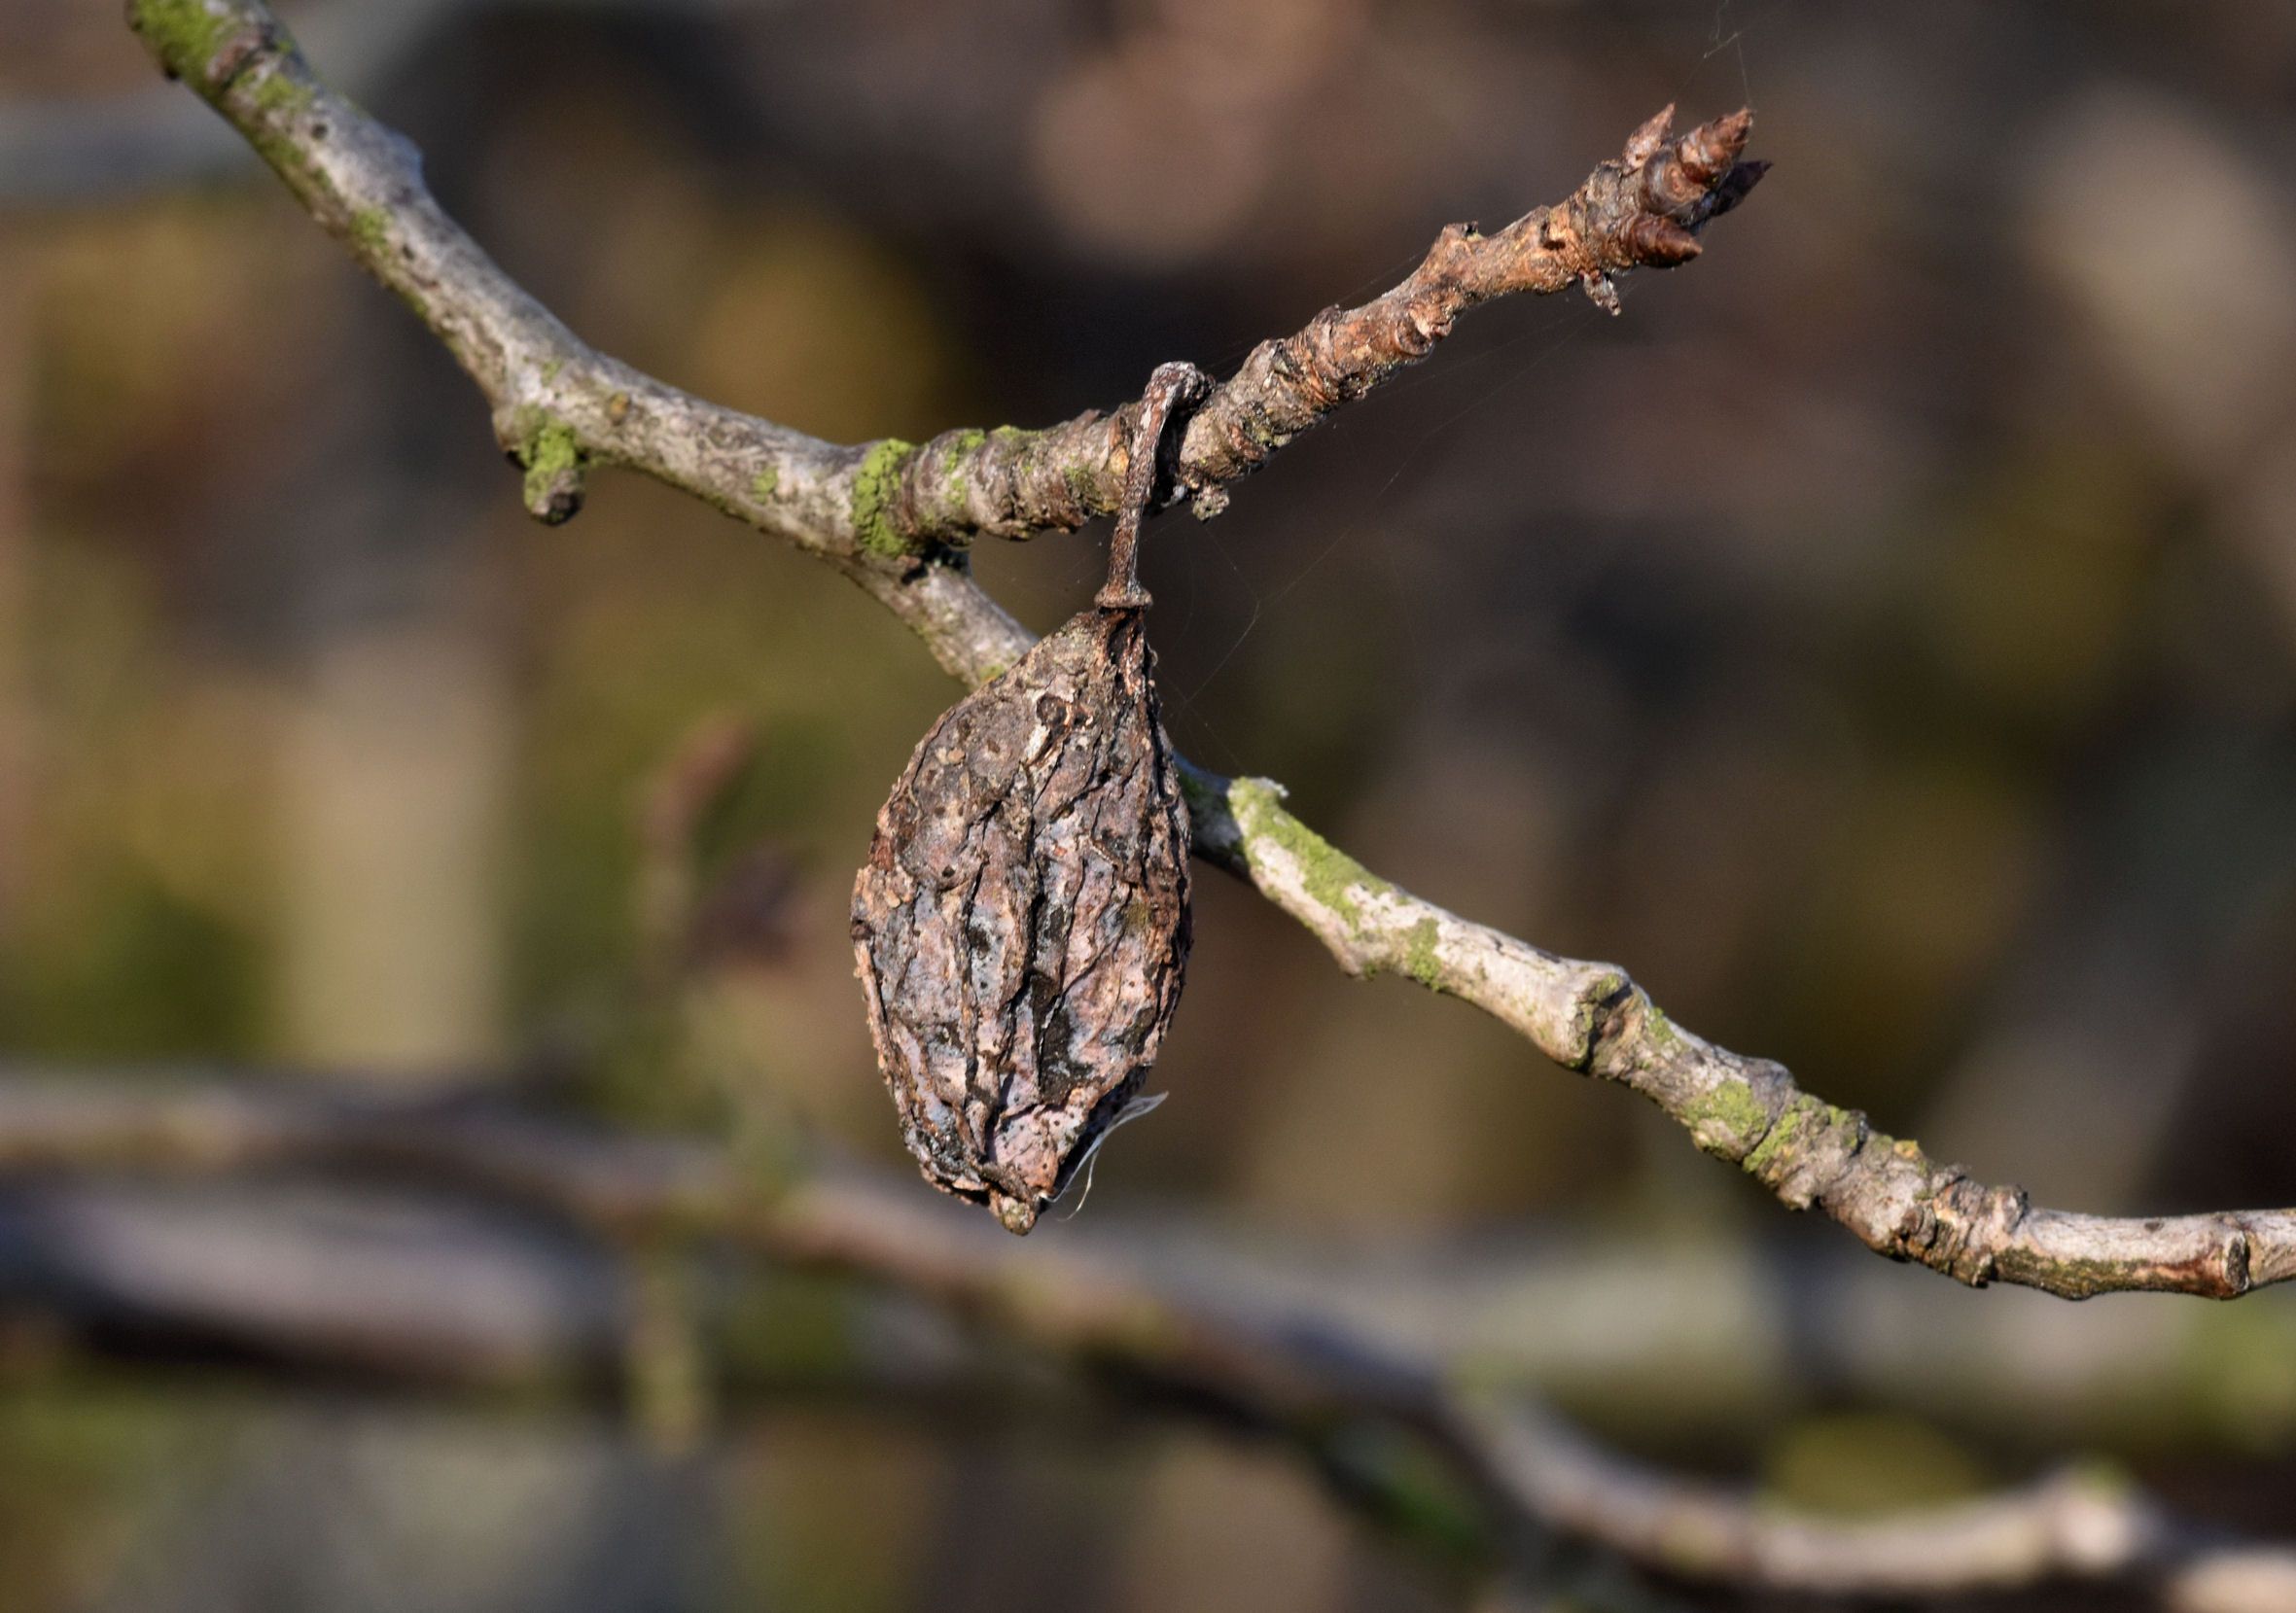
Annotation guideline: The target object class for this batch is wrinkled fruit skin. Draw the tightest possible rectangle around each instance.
[853,608,1190,1234]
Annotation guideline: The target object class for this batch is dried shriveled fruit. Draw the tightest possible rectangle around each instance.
[853,366,1206,1233]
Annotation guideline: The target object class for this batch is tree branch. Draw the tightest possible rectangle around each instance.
[1205,776,2296,1301]
[121,0,2296,1303]
[122,0,1761,595]
[2,1070,2291,1610]
[880,105,1763,541]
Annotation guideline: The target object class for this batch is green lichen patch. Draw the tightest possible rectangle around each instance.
[892,429,993,540]
[133,0,314,138]
[244,57,311,120]
[936,427,987,478]
[128,0,237,86]
[1400,917,1444,989]
[750,465,779,503]
[1642,999,1685,1054]
[1062,460,1101,513]
[1227,777,1392,934]
[1741,1092,1861,1184]
[849,438,917,559]
[346,207,389,257]
[1680,1078,1775,1162]
[1740,1094,1816,1178]
[516,416,584,523]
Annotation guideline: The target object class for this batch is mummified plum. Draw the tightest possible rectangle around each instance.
[852,365,1205,1233]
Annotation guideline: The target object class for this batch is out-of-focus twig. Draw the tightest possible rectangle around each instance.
[4,0,465,204]
[0,256,29,924]
[0,1070,2291,1610]
[14,1096,2289,1442]
[1485,1397,2296,1612]
[4,0,764,206]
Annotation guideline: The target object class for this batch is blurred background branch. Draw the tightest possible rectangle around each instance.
[0,1069,2289,1609]
[0,0,762,205]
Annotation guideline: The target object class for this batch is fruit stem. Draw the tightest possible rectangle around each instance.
[1097,362,1211,611]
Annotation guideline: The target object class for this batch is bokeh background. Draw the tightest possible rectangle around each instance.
[3,0,2296,1608]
